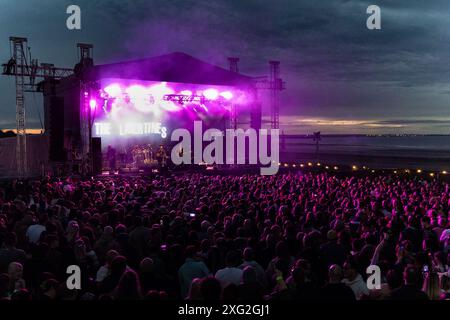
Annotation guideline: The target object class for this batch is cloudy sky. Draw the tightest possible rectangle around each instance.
[1,0,450,134]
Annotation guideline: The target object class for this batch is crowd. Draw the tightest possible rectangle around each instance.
[0,172,449,301]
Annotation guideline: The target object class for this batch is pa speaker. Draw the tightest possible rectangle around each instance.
[48,96,65,161]
[92,137,102,175]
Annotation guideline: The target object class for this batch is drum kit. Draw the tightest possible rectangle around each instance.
[129,144,158,167]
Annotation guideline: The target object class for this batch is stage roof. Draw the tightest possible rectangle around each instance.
[83,52,255,87]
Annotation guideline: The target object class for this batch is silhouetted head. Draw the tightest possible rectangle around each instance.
[200,277,221,301]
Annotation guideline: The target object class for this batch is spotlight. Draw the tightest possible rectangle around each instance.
[352,165,358,170]
[308,162,313,166]
[417,169,422,173]
[203,88,219,100]
[317,163,321,166]
[334,166,338,170]
[300,164,305,168]
[89,99,97,109]
[220,91,233,100]
[429,173,435,177]
[442,171,448,174]
[180,90,192,96]
[104,84,122,97]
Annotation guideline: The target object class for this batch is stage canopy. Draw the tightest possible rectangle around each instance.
[82,52,254,87]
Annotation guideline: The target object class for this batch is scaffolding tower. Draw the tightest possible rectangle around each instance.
[11,37,28,178]
[228,57,240,129]
[269,61,281,129]
[2,36,74,178]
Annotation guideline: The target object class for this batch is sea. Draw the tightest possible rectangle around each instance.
[281,135,450,171]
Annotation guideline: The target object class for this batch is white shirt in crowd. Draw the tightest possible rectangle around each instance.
[26,224,46,243]
[96,265,109,282]
[215,267,243,287]
[342,273,370,300]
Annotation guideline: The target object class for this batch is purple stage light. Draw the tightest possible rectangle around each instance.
[148,82,174,98]
[180,90,192,96]
[104,84,122,97]
[126,85,150,113]
[89,99,97,109]
[220,91,233,100]
[126,85,147,98]
[200,104,209,112]
[203,88,219,100]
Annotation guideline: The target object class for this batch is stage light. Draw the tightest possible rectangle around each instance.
[442,171,448,174]
[220,91,233,100]
[148,82,174,99]
[317,163,321,166]
[308,162,312,166]
[325,166,329,169]
[334,166,338,170]
[430,173,435,177]
[394,170,397,174]
[371,170,375,173]
[126,85,151,113]
[352,165,358,170]
[180,90,192,96]
[293,164,297,168]
[417,169,422,173]
[89,99,97,109]
[104,84,122,97]
[300,164,304,168]
[126,85,146,96]
[284,163,289,167]
[203,88,219,100]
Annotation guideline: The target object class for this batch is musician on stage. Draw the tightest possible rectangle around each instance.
[155,144,168,168]
[106,145,116,172]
